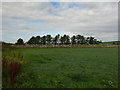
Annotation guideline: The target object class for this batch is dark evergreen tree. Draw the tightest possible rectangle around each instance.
[89,37,95,44]
[17,34,101,45]
[71,35,76,44]
[60,36,64,44]
[76,34,81,44]
[27,36,36,45]
[66,35,70,44]
[41,36,46,45]
[16,38,24,45]
[46,35,52,45]
[36,36,41,44]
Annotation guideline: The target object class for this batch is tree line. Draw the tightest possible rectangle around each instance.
[15,34,102,45]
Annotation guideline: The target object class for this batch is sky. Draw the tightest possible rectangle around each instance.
[2,2,118,43]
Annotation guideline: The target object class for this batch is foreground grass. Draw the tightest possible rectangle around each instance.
[11,47,118,88]
[2,44,23,88]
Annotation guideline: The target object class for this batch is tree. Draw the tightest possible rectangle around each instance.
[89,37,95,44]
[76,34,81,44]
[27,36,36,45]
[16,38,24,45]
[57,34,60,44]
[41,36,46,45]
[53,34,60,45]
[76,35,86,44]
[36,36,41,44]
[63,34,67,44]
[86,37,90,44]
[71,35,76,44]
[61,34,70,44]
[46,35,52,45]
[66,35,70,44]
[60,36,64,44]
[18,34,101,45]
[80,36,86,44]
[53,36,57,45]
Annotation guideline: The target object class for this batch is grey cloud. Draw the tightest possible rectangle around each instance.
[2,2,118,42]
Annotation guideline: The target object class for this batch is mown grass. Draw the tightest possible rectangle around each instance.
[11,47,118,88]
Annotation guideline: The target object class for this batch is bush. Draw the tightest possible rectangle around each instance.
[113,42,115,45]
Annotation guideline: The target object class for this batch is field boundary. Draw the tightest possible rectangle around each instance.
[13,45,120,48]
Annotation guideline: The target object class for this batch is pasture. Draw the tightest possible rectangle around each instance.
[3,47,118,88]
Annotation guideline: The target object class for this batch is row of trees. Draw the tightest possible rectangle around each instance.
[16,34,102,45]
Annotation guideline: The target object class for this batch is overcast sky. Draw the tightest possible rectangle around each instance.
[2,2,118,43]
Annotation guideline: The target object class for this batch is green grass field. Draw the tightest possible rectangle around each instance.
[99,41,120,45]
[9,47,118,88]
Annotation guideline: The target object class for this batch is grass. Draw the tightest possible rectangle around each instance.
[2,46,23,88]
[99,41,120,45]
[9,47,118,88]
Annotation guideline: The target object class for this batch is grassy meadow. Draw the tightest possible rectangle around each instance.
[2,47,118,88]
[99,41,120,45]
[3,48,118,88]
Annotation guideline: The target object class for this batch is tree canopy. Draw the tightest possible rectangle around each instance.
[16,34,102,45]
[16,38,24,45]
